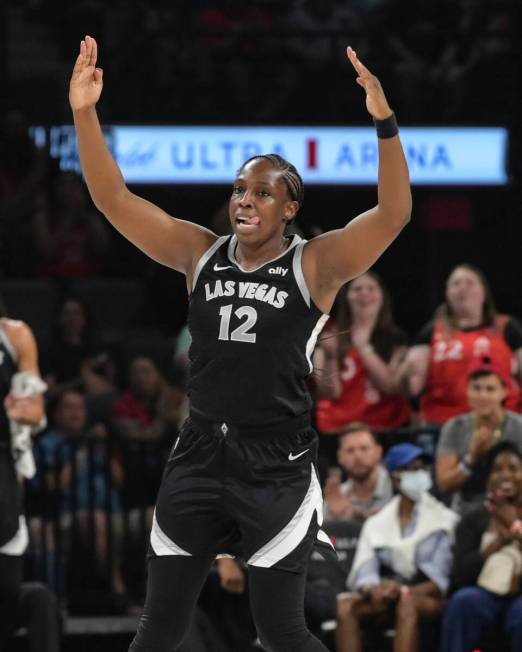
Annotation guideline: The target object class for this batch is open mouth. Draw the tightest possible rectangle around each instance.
[495,480,516,496]
[236,215,260,233]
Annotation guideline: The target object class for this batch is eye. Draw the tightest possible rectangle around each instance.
[232,186,243,195]
[256,190,269,197]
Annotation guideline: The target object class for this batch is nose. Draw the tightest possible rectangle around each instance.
[239,190,254,208]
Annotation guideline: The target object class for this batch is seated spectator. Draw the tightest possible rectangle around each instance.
[402,264,522,428]
[323,423,392,522]
[112,356,183,532]
[336,443,458,652]
[34,171,109,278]
[42,298,95,391]
[436,355,522,515]
[29,389,125,605]
[314,272,410,466]
[441,441,522,652]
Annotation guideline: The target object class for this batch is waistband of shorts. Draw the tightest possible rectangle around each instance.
[188,412,311,439]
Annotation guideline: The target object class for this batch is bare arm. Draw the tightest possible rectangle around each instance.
[359,345,408,395]
[399,345,431,397]
[303,48,411,314]
[2,320,45,426]
[69,36,216,278]
[313,333,342,400]
[313,348,342,400]
[436,453,468,495]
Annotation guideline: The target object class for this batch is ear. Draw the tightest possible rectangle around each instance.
[284,201,299,221]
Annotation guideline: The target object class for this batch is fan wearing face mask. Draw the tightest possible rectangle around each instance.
[336,443,459,652]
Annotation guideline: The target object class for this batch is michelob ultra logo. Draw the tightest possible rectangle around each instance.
[41,125,508,186]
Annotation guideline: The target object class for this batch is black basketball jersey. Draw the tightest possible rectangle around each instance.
[0,325,18,443]
[187,234,328,425]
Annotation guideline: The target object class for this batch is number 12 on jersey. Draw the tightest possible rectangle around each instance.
[218,305,257,343]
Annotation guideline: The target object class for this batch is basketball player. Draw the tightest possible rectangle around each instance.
[0,304,59,652]
[69,36,411,652]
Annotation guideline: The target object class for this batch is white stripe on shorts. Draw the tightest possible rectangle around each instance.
[247,464,324,568]
[0,516,28,556]
[150,510,192,557]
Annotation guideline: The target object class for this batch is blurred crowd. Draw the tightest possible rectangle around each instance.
[3,258,522,651]
[2,0,515,125]
[1,1,520,651]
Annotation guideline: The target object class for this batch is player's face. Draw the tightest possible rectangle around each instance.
[229,160,298,243]
[467,373,506,415]
[346,275,383,316]
[487,452,522,500]
[337,430,381,481]
[446,267,485,316]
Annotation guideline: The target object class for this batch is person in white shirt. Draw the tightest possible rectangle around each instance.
[336,443,458,652]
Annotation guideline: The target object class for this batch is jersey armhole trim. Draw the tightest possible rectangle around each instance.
[0,327,18,364]
[191,236,229,293]
[292,240,311,308]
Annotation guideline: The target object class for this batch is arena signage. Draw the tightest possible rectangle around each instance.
[42,125,508,185]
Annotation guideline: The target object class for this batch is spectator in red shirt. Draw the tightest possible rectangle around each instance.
[112,356,183,530]
[314,272,410,467]
[34,171,109,278]
[402,264,522,427]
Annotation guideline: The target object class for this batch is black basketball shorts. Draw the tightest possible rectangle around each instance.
[151,414,335,573]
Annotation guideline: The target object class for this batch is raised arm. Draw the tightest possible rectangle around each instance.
[69,36,216,278]
[303,47,411,314]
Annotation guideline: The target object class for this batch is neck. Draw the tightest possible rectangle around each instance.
[455,309,483,328]
[353,313,377,329]
[351,466,379,496]
[399,494,415,520]
[476,408,505,428]
[235,234,289,270]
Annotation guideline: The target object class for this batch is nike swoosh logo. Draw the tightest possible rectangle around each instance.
[288,449,310,461]
[214,264,234,271]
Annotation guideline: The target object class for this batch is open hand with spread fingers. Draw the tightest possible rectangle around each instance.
[347,46,392,121]
[69,35,103,112]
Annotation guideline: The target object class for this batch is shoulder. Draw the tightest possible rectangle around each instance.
[438,414,470,450]
[376,465,393,493]
[443,413,471,433]
[365,494,399,527]
[504,411,522,432]
[423,493,459,524]
[0,318,37,357]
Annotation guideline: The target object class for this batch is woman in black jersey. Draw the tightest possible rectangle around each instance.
[0,301,60,652]
[70,36,411,652]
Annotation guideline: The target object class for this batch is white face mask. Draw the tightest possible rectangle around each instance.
[399,469,432,502]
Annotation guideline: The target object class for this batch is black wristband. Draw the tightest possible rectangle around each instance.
[374,112,399,139]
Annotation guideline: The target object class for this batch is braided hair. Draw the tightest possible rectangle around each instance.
[238,154,304,208]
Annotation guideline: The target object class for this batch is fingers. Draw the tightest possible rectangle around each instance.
[86,34,98,68]
[85,35,97,68]
[346,46,372,79]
